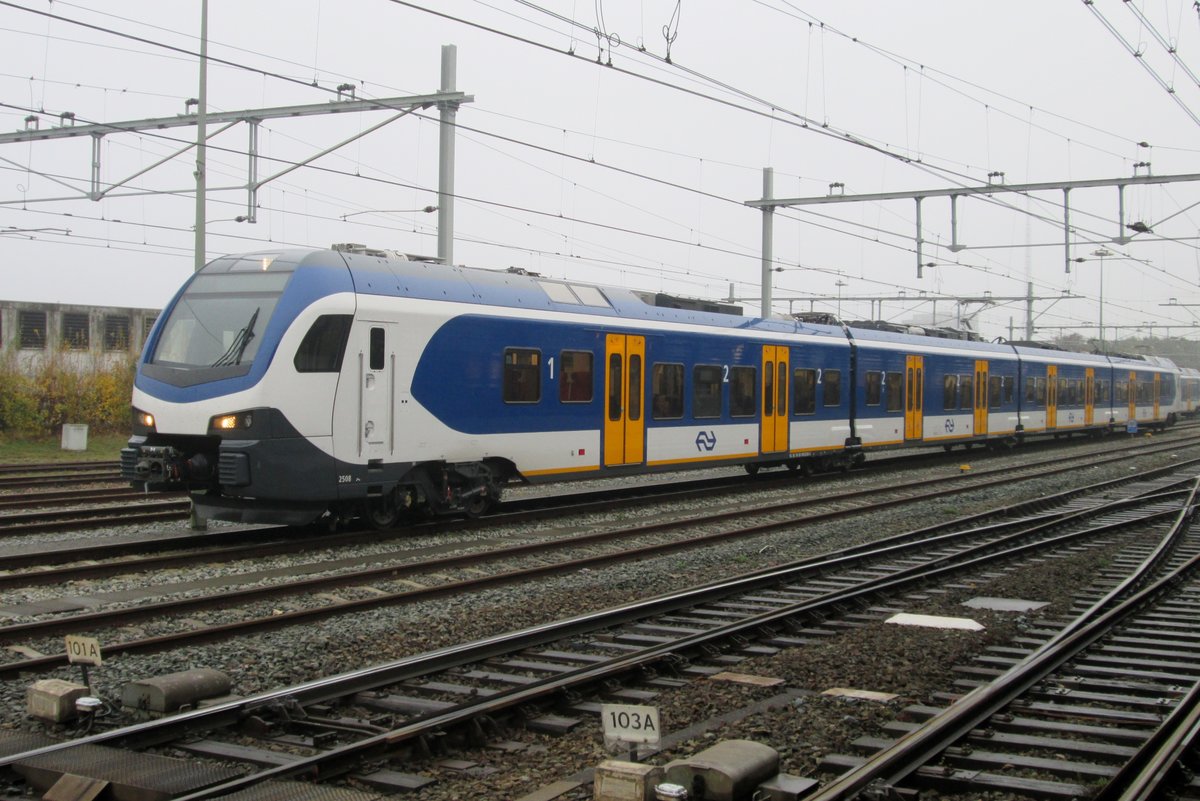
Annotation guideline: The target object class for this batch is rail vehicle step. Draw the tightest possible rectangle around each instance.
[0,730,242,801]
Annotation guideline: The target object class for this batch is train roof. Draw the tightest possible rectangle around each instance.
[261,246,858,343]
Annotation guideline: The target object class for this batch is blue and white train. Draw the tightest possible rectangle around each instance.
[122,244,1183,527]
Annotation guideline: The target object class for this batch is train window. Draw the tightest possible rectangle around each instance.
[1002,376,1014,404]
[959,375,974,410]
[1115,381,1127,403]
[629,355,643,420]
[943,375,959,410]
[764,363,775,416]
[1097,379,1109,403]
[886,372,903,412]
[730,366,757,417]
[1057,377,1068,405]
[1024,377,1036,404]
[793,369,816,415]
[608,355,622,421]
[651,363,684,419]
[1161,375,1175,399]
[693,365,722,418]
[62,313,89,350]
[294,315,352,373]
[504,349,541,403]
[559,350,594,403]
[989,375,1002,408]
[777,362,787,415]
[825,369,844,407]
[1035,377,1047,405]
[369,327,385,370]
[865,372,883,406]
[572,285,609,307]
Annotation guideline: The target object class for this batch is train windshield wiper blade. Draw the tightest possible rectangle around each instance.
[210,307,259,367]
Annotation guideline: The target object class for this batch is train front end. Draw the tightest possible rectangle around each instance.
[122,248,355,525]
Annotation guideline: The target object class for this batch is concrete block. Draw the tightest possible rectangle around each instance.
[122,668,231,714]
[26,679,89,723]
[593,760,663,801]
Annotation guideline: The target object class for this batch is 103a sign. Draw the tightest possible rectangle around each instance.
[600,703,661,746]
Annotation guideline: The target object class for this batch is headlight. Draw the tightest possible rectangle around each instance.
[210,412,254,432]
[132,407,156,433]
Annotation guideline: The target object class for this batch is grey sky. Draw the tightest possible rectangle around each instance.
[2,0,1199,342]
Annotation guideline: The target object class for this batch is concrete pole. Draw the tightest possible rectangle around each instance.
[760,167,774,319]
[191,0,209,532]
[437,45,458,266]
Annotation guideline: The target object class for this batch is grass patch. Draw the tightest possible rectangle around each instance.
[0,431,130,464]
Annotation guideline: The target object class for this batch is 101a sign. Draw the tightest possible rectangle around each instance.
[64,635,102,667]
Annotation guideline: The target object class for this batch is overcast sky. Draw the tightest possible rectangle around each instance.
[3,0,1200,343]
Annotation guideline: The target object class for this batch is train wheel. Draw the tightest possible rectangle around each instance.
[744,464,760,476]
[365,493,401,530]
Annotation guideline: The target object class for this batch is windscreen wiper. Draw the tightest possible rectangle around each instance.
[210,307,259,367]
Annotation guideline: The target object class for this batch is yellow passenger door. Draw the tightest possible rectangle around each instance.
[760,345,789,454]
[905,355,924,440]
[603,334,645,466]
[974,360,989,437]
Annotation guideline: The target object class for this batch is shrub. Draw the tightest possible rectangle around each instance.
[0,349,133,436]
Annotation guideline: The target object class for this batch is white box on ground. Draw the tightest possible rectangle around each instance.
[61,424,88,451]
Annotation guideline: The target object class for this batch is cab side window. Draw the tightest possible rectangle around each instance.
[294,315,353,373]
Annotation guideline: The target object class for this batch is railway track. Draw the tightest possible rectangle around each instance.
[2,437,1199,677]
[811,480,1200,800]
[0,465,1195,799]
[2,429,1197,582]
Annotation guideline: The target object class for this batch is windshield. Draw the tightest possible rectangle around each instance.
[152,271,290,369]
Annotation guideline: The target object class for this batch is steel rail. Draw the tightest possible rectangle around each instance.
[0,470,1190,788]
[803,478,1200,801]
[2,435,1195,589]
[0,455,1195,677]
[168,479,1200,799]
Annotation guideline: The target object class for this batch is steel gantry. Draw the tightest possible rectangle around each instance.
[0,48,473,266]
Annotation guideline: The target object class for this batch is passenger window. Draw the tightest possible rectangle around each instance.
[886,372,903,412]
[503,348,541,403]
[559,350,593,403]
[730,366,757,417]
[651,363,684,419]
[369,327,385,370]
[693,365,722,418]
[629,355,643,420]
[823,369,841,407]
[294,314,352,373]
[989,375,1002,408]
[608,354,622,421]
[793,368,816,415]
[865,371,882,406]
[1002,376,1014,404]
[764,362,775,416]
[959,375,974,410]
[943,375,959,410]
[1035,377,1047,405]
